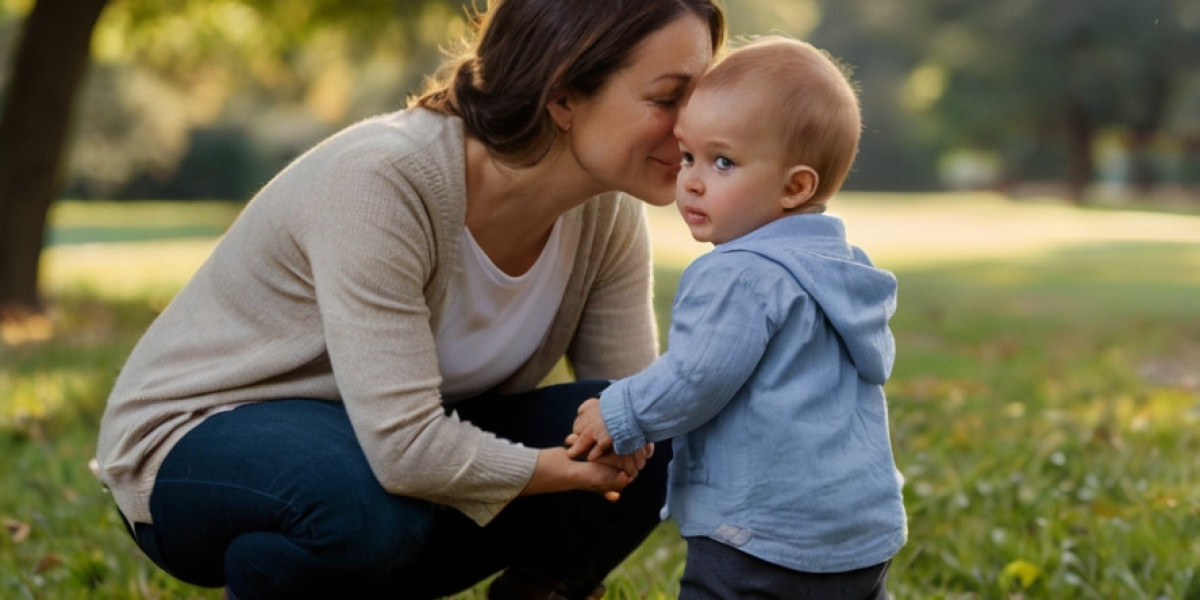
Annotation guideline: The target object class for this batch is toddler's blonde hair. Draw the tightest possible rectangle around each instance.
[698,36,861,203]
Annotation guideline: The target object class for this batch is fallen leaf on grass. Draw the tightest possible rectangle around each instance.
[3,518,32,543]
[34,552,62,574]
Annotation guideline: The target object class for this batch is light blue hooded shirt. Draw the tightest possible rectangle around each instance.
[600,213,907,573]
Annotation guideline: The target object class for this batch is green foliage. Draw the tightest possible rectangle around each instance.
[70,0,472,200]
[3,198,1199,598]
[806,0,1200,191]
[20,0,1197,199]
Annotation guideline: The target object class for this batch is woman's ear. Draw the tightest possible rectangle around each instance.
[781,165,819,211]
[546,90,573,133]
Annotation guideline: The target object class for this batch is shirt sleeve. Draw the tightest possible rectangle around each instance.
[599,252,793,454]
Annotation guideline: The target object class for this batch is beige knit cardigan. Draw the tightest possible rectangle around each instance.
[95,109,659,526]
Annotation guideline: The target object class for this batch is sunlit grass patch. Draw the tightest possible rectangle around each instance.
[40,200,242,303]
[41,238,219,303]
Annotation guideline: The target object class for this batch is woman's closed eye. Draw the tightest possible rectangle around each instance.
[653,95,682,108]
[651,88,685,108]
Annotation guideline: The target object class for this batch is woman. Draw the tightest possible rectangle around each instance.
[93,0,725,598]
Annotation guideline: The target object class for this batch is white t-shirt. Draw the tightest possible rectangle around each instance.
[435,216,581,400]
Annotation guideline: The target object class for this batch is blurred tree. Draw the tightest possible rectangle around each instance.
[80,0,466,200]
[805,0,943,191]
[1112,0,1199,193]
[0,0,463,319]
[0,0,108,320]
[894,0,1200,202]
[717,0,944,191]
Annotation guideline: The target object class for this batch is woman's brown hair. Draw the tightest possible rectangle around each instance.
[413,0,725,166]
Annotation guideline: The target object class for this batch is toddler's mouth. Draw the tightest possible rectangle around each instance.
[680,207,707,225]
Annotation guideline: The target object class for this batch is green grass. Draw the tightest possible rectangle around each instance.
[3,197,1200,598]
[884,245,1200,599]
[45,201,244,246]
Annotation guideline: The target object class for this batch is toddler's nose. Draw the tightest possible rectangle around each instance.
[681,171,704,196]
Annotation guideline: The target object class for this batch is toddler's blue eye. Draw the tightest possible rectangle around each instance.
[681,152,695,167]
[714,156,735,171]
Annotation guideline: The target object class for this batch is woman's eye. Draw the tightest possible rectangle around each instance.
[681,152,694,167]
[714,156,735,171]
[653,95,682,107]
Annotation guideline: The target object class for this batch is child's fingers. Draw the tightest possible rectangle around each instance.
[566,433,593,460]
[587,438,613,462]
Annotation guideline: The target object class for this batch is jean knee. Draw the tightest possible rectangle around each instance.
[299,488,439,571]
[225,531,341,600]
[353,495,439,567]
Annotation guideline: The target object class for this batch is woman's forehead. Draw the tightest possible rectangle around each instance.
[619,15,713,86]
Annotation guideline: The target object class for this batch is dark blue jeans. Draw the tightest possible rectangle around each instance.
[679,537,891,600]
[128,380,670,600]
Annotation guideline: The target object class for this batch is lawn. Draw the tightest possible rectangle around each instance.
[2,193,1199,599]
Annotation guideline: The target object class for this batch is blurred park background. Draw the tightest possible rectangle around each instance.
[6,0,1200,203]
[2,0,1200,598]
[1,0,1199,314]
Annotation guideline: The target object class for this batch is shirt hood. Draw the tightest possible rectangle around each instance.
[717,214,897,384]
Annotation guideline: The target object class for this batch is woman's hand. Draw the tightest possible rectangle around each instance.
[566,434,654,477]
[565,397,655,483]
[519,398,657,502]
[521,447,631,502]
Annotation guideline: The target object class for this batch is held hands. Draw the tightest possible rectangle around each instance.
[522,396,653,504]
[566,397,613,461]
[525,447,632,503]
[562,397,655,502]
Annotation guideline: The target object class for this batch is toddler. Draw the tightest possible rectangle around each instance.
[567,36,907,599]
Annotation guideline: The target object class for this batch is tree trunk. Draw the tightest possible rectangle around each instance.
[1062,100,1094,205]
[1127,126,1157,195]
[0,0,109,319]
[1127,69,1169,196]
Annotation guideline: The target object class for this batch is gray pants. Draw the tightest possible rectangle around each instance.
[679,536,891,600]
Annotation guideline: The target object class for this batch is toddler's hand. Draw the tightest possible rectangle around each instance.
[566,397,614,461]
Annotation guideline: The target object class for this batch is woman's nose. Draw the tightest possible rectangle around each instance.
[660,142,682,165]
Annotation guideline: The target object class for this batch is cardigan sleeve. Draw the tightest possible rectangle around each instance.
[566,194,660,381]
[299,121,538,526]
[94,110,541,527]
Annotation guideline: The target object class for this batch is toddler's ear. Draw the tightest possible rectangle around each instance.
[781,165,818,211]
